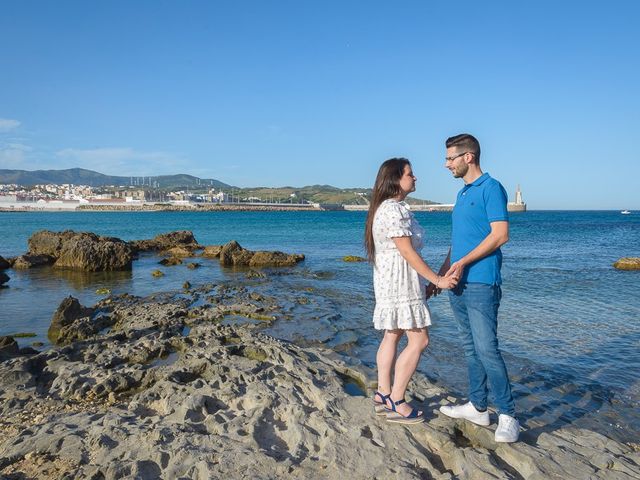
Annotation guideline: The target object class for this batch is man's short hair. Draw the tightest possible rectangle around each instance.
[446,134,481,163]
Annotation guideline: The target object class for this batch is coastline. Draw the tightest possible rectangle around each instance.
[1,286,638,479]
[0,203,322,213]
[0,201,527,213]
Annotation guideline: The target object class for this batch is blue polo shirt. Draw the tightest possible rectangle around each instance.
[451,173,508,285]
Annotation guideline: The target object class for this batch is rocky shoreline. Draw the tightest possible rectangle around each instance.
[1,281,639,479]
[1,230,639,478]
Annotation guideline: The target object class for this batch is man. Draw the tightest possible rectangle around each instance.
[429,133,519,443]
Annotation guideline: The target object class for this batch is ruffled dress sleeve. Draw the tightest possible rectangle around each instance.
[380,202,412,238]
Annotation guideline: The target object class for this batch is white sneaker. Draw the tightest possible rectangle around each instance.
[439,401,490,426]
[495,414,520,443]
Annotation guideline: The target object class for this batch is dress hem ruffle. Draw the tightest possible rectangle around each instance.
[373,302,432,330]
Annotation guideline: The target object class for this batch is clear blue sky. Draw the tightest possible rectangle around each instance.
[1,1,638,209]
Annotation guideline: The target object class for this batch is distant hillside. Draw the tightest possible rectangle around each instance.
[0,168,231,190]
[234,185,437,206]
[0,168,438,205]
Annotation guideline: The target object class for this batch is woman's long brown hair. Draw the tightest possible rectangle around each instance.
[364,158,411,263]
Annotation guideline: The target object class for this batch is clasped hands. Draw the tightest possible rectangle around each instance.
[425,260,464,300]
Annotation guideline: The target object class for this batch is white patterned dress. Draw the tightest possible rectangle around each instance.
[372,199,432,330]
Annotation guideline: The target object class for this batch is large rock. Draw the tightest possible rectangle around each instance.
[48,296,94,344]
[249,251,305,267]
[0,271,9,286]
[129,231,198,253]
[219,240,244,266]
[27,230,133,271]
[55,234,133,271]
[12,254,56,269]
[0,255,10,270]
[613,257,640,270]
[217,240,304,268]
[28,230,76,257]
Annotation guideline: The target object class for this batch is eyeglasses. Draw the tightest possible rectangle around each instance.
[445,151,471,162]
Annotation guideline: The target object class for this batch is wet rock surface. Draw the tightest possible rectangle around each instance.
[10,231,305,276]
[216,240,305,268]
[343,255,367,262]
[0,271,8,286]
[201,245,223,258]
[129,231,199,253]
[48,296,95,344]
[159,257,183,266]
[1,285,638,479]
[613,257,640,270]
[12,254,56,269]
[0,255,10,270]
[26,230,134,271]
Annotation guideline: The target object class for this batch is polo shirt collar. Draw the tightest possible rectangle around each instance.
[466,172,490,187]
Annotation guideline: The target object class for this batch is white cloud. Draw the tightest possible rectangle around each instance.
[55,147,189,176]
[0,118,21,132]
[0,143,32,168]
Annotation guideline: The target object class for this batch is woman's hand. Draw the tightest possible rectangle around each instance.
[436,274,458,290]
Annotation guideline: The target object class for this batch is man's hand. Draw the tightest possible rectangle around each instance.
[445,260,465,282]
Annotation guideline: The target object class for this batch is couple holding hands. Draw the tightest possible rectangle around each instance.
[365,133,519,443]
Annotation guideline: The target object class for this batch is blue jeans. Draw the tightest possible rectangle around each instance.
[449,283,515,416]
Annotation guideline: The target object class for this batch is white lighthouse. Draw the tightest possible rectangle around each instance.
[508,185,526,212]
[515,185,523,204]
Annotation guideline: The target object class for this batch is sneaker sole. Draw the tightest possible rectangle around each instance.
[439,408,490,426]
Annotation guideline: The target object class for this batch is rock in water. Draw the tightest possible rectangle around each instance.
[201,245,222,258]
[55,234,133,271]
[219,240,244,266]
[48,296,93,344]
[164,246,194,257]
[0,271,9,286]
[218,240,304,267]
[27,230,133,271]
[613,257,640,270]
[342,255,367,262]
[129,231,198,253]
[0,255,10,270]
[159,257,182,266]
[249,251,305,267]
[12,254,56,269]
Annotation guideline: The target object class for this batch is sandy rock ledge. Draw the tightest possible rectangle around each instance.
[0,290,638,479]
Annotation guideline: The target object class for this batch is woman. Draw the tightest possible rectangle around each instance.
[365,158,457,424]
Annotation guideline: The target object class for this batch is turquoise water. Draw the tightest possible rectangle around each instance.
[0,210,639,442]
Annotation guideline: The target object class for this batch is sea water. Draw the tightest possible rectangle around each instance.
[0,210,638,443]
